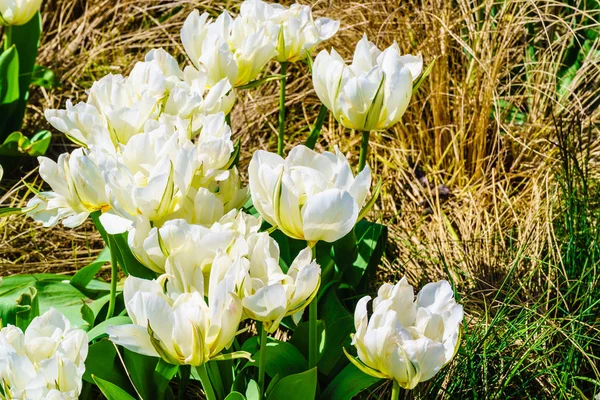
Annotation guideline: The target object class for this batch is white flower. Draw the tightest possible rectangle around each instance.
[349,278,463,389]
[128,217,235,274]
[25,148,111,228]
[0,0,42,26]
[249,145,371,243]
[181,9,277,87]
[0,309,88,400]
[108,275,245,366]
[99,113,245,233]
[226,237,320,333]
[239,0,339,63]
[312,34,422,131]
[45,48,234,151]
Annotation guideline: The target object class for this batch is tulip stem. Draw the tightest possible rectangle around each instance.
[3,26,12,51]
[106,235,119,321]
[277,61,288,157]
[257,324,268,399]
[391,380,401,400]
[358,130,370,172]
[308,244,318,370]
[196,364,217,400]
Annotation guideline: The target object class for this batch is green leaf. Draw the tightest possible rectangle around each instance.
[85,340,135,396]
[321,363,382,400]
[87,315,131,342]
[0,45,19,138]
[92,375,137,400]
[266,368,317,400]
[245,379,260,400]
[304,104,327,150]
[3,13,42,133]
[80,301,95,327]
[288,320,325,364]
[71,247,111,291]
[112,232,157,280]
[357,179,382,223]
[0,274,109,329]
[0,131,51,157]
[246,340,307,379]
[14,286,39,331]
[225,392,246,400]
[317,286,354,377]
[155,360,179,400]
[0,45,19,104]
[30,64,59,89]
[412,57,436,94]
[26,130,51,156]
[344,220,387,289]
[123,349,160,400]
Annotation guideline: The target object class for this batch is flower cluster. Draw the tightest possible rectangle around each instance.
[349,278,463,389]
[0,309,88,400]
[20,0,463,397]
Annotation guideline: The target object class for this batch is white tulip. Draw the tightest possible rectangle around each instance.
[44,100,114,151]
[313,34,423,131]
[98,123,199,232]
[25,147,111,228]
[239,0,339,63]
[108,274,246,366]
[249,145,371,243]
[128,217,234,274]
[349,278,463,389]
[0,0,42,26]
[45,48,234,151]
[181,9,277,87]
[236,239,320,332]
[0,309,88,400]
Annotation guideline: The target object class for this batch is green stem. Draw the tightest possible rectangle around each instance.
[257,324,268,400]
[308,244,318,370]
[391,380,401,400]
[225,113,231,128]
[178,365,191,400]
[196,364,217,400]
[358,130,371,172]
[106,235,119,321]
[277,61,288,156]
[3,26,12,51]
[305,104,327,149]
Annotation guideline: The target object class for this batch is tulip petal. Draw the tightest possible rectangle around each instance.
[99,212,133,235]
[107,324,159,358]
[301,188,358,243]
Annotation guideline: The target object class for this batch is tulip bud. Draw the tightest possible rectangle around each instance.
[312,34,423,132]
[0,0,42,26]
[0,309,88,399]
[348,278,463,389]
[249,145,371,243]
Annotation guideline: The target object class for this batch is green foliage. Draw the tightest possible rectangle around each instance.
[266,368,317,400]
[0,130,52,157]
[0,273,109,329]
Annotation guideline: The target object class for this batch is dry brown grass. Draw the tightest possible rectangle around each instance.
[0,0,599,395]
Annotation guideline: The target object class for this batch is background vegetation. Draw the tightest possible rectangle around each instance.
[1,0,599,398]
